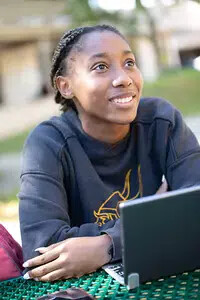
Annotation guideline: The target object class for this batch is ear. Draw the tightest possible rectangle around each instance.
[56,76,74,99]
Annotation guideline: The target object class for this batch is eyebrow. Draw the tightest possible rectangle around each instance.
[89,50,134,60]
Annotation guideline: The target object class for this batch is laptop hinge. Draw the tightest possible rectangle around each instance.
[128,273,139,290]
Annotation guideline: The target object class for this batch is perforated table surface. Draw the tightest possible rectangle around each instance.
[1,269,200,300]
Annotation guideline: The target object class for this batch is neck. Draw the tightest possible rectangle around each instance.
[79,116,130,144]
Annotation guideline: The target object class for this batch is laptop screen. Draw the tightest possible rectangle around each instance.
[120,185,200,286]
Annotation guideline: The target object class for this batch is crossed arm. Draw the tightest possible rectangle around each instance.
[21,180,167,282]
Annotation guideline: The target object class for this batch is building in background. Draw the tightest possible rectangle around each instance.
[0,0,68,106]
[157,0,200,69]
[126,0,200,81]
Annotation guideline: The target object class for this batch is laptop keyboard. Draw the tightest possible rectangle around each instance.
[102,262,124,285]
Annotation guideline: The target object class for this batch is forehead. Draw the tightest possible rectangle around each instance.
[75,30,132,57]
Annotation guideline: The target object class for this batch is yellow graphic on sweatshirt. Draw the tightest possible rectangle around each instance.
[94,166,143,226]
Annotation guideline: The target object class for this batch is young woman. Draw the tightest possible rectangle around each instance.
[19,24,200,282]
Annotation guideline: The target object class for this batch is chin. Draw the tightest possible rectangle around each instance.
[116,119,135,125]
[113,112,137,125]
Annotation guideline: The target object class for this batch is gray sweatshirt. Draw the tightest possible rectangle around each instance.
[19,97,200,263]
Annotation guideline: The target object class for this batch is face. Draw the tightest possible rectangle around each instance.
[62,31,143,137]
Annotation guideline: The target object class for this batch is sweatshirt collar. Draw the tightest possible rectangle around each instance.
[62,109,131,160]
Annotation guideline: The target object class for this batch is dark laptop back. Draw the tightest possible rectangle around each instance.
[120,185,200,287]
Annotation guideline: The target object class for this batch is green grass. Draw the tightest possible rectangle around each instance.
[0,129,31,155]
[142,68,200,116]
[0,191,18,203]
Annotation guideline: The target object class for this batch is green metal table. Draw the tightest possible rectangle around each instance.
[0,269,200,300]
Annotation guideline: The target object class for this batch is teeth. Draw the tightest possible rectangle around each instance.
[111,96,132,104]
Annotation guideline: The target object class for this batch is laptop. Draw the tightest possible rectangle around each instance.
[103,185,200,290]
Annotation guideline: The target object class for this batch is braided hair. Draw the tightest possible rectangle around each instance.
[50,24,125,112]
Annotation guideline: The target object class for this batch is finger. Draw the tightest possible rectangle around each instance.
[37,268,68,282]
[28,257,63,279]
[46,240,66,250]
[156,179,168,194]
[36,240,66,253]
[35,247,48,253]
[23,249,58,268]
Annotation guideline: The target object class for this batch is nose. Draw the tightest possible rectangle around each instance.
[112,70,133,88]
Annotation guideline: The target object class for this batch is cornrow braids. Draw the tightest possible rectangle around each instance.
[50,24,125,112]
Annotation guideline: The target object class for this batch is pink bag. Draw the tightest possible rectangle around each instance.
[0,224,24,281]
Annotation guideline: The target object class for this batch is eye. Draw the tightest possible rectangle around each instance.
[92,63,108,72]
[125,60,136,68]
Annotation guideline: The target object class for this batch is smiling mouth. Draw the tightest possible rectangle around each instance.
[110,95,135,104]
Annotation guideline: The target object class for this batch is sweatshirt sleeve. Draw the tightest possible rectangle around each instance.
[165,109,200,189]
[100,219,121,262]
[19,124,121,262]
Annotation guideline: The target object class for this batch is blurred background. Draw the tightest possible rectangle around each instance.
[0,0,200,244]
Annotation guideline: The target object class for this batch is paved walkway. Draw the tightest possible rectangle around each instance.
[185,116,200,143]
[0,95,59,139]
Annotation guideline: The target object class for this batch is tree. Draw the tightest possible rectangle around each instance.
[65,0,122,27]
[135,0,163,72]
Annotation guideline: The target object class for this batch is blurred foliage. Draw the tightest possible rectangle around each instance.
[0,129,30,155]
[65,0,138,32]
[142,68,200,115]
[65,0,120,26]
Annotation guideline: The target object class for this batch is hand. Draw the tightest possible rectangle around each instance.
[156,179,168,194]
[23,235,112,282]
